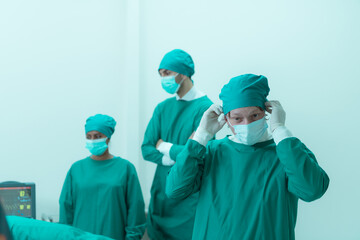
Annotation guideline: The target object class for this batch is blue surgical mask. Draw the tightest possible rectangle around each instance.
[86,138,108,156]
[229,117,268,145]
[161,74,183,94]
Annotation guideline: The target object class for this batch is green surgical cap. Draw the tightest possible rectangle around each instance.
[85,114,116,138]
[158,49,195,78]
[219,74,270,115]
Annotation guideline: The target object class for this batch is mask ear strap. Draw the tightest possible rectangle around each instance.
[263,109,269,120]
[177,74,186,85]
[225,113,233,128]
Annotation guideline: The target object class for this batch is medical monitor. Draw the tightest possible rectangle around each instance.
[0,181,36,218]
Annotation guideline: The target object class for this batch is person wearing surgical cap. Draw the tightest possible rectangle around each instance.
[166,74,330,240]
[59,114,146,240]
[141,49,213,240]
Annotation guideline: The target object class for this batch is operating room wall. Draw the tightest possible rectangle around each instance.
[138,0,360,239]
[0,0,133,220]
[0,0,359,239]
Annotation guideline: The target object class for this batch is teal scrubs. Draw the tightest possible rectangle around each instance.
[141,96,213,240]
[59,157,146,240]
[6,216,115,240]
[166,137,329,240]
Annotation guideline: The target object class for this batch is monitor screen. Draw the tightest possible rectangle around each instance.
[0,182,36,219]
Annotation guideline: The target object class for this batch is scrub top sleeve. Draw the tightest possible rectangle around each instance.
[166,139,206,200]
[125,165,146,240]
[168,100,213,161]
[141,106,165,165]
[169,144,185,160]
[59,170,74,225]
[276,137,330,202]
[157,141,173,158]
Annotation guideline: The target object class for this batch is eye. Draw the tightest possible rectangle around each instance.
[253,114,259,118]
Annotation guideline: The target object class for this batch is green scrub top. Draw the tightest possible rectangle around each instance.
[6,216,115,240]
[166,137,329,240]
[141,96,213,240]
[59,156,146,240]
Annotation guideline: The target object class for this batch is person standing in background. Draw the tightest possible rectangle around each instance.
[60,114,146,240]
[141,49,213,240]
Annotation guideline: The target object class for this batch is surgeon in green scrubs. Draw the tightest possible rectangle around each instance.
[141,49,213,240]
[59,114,146,240]
[166,74,330,240]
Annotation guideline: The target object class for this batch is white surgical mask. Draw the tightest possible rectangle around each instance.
[228,117,268,145]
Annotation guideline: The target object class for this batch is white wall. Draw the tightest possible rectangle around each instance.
[0,0,130,219]
[1,0,359,239]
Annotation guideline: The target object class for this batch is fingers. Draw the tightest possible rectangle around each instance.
[210,104,223,115]
[265,106,272,113]
[265,101,272,113]
[265,100,281,107]
[206,104,223,117]
[218,113,226,125]
[265,100,282,113]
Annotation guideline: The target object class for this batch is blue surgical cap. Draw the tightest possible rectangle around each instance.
[219,74,270,115]
[158,49,195,78]
[85,114,116,138]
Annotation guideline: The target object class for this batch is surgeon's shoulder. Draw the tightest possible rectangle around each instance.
[196,95,212,105]
[156,97,177,109]
[206,137,231,153]
[196,95,213,111]
[201,95,213,104]
[70,157,91,169]
[113,157,138,173]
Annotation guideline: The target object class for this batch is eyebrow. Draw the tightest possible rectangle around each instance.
[249,109,262,114]
[229,113,242,117]
[230,109,262,117]
[87,133,101,137]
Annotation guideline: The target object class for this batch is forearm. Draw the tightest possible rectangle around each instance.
[141,143,164,165]
[142,108,165,165]
[158,137,193,160]
[125,222,146,240]
[59,201,73,225]
[59,173,74,225]
[277,137,330,201]
[157,139,192,163]
[126,172,146,240]
[167,134,214,160]
[166,140,205,199]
